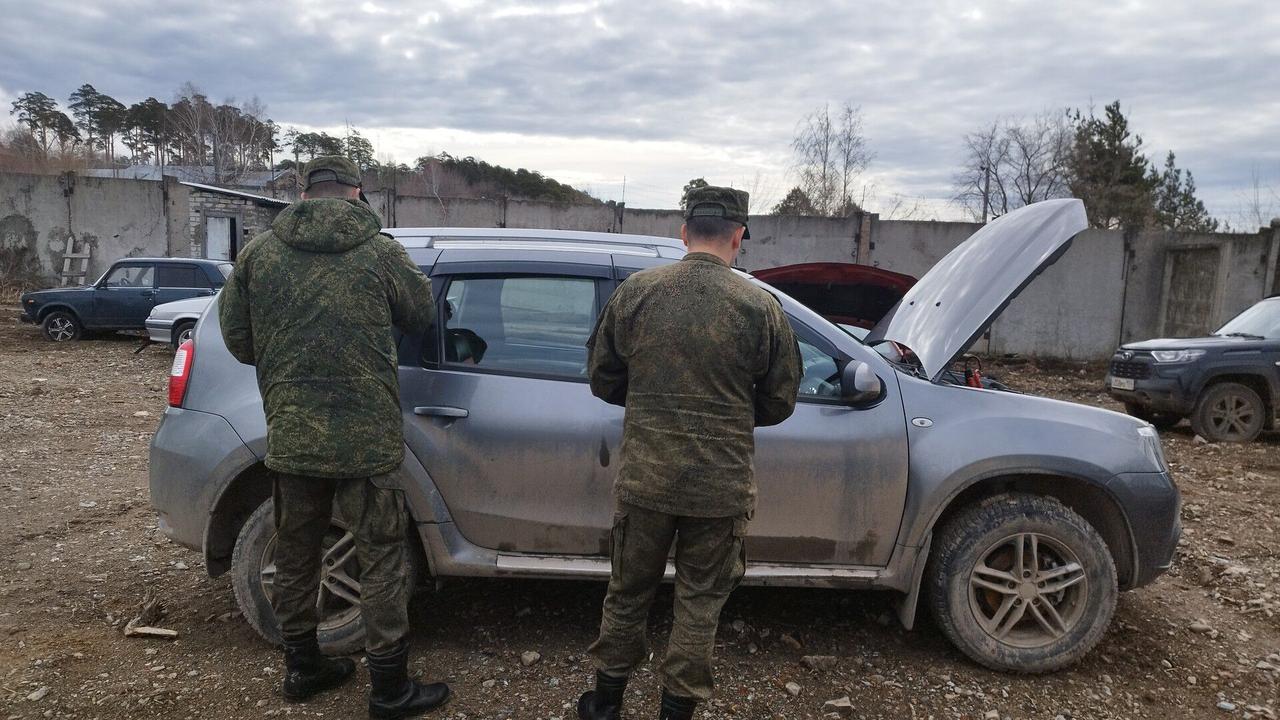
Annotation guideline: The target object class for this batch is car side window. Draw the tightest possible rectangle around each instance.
[786,319,845,401]
[441,275,599,379]
[103,264,154,288]
[156,265,212,289]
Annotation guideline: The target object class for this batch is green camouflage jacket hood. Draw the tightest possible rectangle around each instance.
[271,198,382,253]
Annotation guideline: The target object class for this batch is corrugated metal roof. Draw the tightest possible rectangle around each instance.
[180,182,291,206]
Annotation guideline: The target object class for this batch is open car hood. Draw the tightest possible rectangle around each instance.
[751,262,916,329]
[865,198,1088,380]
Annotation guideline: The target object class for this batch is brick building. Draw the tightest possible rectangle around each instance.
[182,182,290,261]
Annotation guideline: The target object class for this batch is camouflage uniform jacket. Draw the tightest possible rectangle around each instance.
[586,252,802,517]
[219,198,434,479]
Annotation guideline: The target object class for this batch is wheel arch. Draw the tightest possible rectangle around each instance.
[926,474,1136,589]
[37,303,82,323]
[204,462,273,577]
[1196,372,1275,427]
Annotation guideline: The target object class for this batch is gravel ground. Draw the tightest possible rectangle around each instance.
[1,314,1279,719]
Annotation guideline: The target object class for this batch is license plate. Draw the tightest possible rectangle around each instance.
[1111,377,1135,391]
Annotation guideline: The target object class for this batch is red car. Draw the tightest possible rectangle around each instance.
[752,262,917,335]
[753,262,1007,390]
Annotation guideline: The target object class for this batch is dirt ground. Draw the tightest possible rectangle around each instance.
[2,313,1279,720]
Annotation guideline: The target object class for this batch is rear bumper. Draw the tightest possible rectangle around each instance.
[149,406,257,554]
[1107,470,1181,589]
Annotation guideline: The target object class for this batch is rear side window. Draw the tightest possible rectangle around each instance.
[442,276,598,379]
[103,264,154,288]
[156,264,212,289]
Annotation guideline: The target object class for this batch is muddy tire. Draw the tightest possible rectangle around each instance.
[1190,382,1264,443]
[230,500,368,655]
[1124,404,1183,431]
[926,493,1117,673]
[42,310,82,342]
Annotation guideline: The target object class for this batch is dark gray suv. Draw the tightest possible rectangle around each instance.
[149,199,1180,673]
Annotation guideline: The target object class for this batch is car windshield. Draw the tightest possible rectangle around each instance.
[1215,298,1280,339]
[218,263,234,280]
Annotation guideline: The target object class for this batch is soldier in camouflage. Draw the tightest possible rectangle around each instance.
[577,186,802,720]
[220,156,451,719]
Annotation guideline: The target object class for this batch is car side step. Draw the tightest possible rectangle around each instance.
[494,553,880,587]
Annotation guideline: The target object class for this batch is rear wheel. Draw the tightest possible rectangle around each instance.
[230,500,369,655]
[926,494,1117,673]
[41,311,82,342]
[1124,404,1183,431]
[1191,382,1265,443]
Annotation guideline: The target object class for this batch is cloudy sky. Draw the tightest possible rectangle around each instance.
[2,0,1278,223]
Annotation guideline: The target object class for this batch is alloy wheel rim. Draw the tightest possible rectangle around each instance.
[49,317,74,341]
[261,524,363,633]
[968,532,1088,648]
[1209,393,1257,439]
[178,328,193,344]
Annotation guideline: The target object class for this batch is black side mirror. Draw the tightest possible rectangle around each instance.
[841,361,883,406]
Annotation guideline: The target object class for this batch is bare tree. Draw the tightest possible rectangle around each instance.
[791,102,872,216]
[1234,165,1280,231]
[878,193,931,221]
[735,170,780,215]
[953,111,1070,221]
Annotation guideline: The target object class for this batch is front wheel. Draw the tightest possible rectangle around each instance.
[230,500,369,654]
[42,311,82,342]
[926,494,1117,673]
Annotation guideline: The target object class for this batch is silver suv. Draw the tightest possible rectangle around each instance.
[150,199,1179,673]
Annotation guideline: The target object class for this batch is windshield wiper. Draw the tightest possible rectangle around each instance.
[1216,332,1265,339]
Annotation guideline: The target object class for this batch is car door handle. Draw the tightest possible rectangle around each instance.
[413,406,469,418]
[141,290,157,298]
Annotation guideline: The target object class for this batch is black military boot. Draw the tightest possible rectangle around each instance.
[281,632,356,702]
[367,639,451,719]
[658,688,697,720]
[577,670,628,719]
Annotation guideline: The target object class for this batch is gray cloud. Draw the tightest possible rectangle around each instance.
[2,0,1278,218]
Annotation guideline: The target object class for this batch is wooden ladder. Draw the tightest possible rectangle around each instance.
[60,237,92,286]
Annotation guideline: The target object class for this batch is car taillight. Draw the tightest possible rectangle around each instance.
[169,339,194,407]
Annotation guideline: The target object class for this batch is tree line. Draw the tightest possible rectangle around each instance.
[3,82,596,203]
[6,83,281,183]
[952,101,1218,232]
[770,99,1220,233]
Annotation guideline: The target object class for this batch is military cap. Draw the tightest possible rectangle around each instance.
[684,185,751,239]
[302,155,361,189]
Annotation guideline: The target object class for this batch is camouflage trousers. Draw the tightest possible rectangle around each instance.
[588,502,749,701]
[271,473,410,655]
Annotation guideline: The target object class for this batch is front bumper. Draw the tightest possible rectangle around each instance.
[149,406,257,555]
[19,308,36,324]
[145,318,175,344]
[1105,359,1198,415]
[1107,470,1181,589]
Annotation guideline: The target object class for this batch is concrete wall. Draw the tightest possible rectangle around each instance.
[867,219,1280,359]
[6,171,1280,361]
[0,172,190,285]
[370,192,864,273]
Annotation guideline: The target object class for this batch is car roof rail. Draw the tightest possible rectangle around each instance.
[384,227,684,253]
